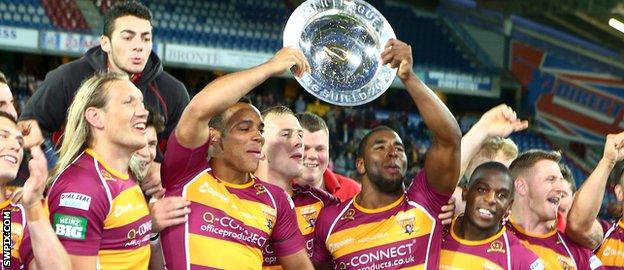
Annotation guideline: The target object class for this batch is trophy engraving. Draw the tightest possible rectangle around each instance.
[284,0,396,106]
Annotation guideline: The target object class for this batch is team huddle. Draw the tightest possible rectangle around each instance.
[0,1,623,270]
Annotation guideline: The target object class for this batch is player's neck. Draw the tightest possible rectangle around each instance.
[456,215,501,241]
[356,180,402,209]
[298,176,325,191]
[266,169,294,195]
[209,159,251,185]
[511,203,554,235]
[89,141,132,176]
[254,161,293,194]
[107,57,132,76]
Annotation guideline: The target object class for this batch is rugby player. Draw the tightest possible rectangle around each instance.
[128,110,190,269]
[44,72,153,269]
[566,131,624,268]
[452,104,526,216]
[440,162,544,269]
[256,106,339,269]
[159,47,314,269]
[312,38,461,269]
[507,150,603,269]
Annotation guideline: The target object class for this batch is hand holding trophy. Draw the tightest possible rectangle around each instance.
[284,0,397,106]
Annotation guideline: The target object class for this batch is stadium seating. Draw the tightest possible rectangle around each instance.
[384,5,475,72]
[42,0,90,32]
[0,0,54,29]
[90,0,476,72]
[510,131,588,187]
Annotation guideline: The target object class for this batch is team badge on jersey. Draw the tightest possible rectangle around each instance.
[341,209,355,221]
[300,206,318,228]
[396,211,416,235]
[486,241,505,253]
[100,170,115,181]
[254,184,267,195]
[557,255,576,269]
[262,206,277,230]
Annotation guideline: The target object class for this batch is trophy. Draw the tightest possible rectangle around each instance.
[284,0,397,106]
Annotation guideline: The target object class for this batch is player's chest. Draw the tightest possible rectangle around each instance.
[596,229,624,267]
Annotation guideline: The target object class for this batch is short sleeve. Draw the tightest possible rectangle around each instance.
[161,132,210,191]
[406,170,451,215]
[46,177,110,256]
[311,208,334,265]
[570,239,605,270]
[268,189,305,258]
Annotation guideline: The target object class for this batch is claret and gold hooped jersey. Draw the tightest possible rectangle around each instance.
[440,216,544,270]
[312,170,450,269]
[507,219,604,270]
[160,133,304,270]
[45,149,151,270]
[263,184,340,269]
[595,219,624,269]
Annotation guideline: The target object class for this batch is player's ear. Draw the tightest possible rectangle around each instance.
[514,177,527,196]
[85,107,104,129]
[356,157,366,175]
[100,35,111,53]
[209,127,221,147]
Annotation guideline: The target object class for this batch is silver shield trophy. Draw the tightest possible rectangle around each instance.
[284,0,397,106]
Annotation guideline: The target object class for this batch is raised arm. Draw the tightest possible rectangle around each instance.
[381,39,460,194]
[20,146,71,270]
[460,104,527,179]
[175,48,310,148]
[566,131,624,249]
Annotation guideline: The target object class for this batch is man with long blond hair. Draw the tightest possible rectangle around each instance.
[44,72,153,269]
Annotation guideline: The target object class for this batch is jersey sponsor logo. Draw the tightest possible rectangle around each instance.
[602,245,624,258]
[59,192,92,211]
[199,212,268,247]
[53,214,87,240]
[300,206,318,228]
[339,243,415,269]
[113,203,145,217]
[329,237,355,253]
[395,211,416,235]
[530,259,545,270]
[589,255,603,270]
[486,240,505,253]
[198,182,229,203]
[125,220,152,247]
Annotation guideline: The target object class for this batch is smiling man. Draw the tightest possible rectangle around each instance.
[295,112,360,202]
[312,39,461,269]
[159,47,313,269]
[507,150,603,269]
[255,106,339,269]
[18,1,188,153]
[441,162,543,269]
[44,72,152,269]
